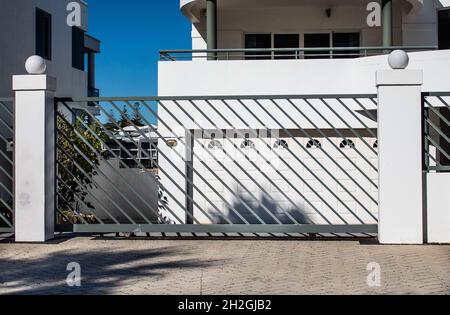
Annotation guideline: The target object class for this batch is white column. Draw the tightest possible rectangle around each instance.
[376,51,424,244]
[13,57,56,242]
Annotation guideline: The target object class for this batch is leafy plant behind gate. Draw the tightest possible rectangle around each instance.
[57,112,107,224]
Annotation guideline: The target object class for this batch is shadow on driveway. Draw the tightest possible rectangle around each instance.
[0,245,220,295]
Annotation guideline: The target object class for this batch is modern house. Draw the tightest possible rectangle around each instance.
[0,0,100,227]
[156,0,450,226]
[0,0,100,98]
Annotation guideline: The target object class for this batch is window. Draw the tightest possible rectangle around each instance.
[340,139,355,149]
[208,140,222,150]
[438,9,450,50]
[306,139,322,149]
[332,33,360,58]
[240,139,255,149]
[274,139,288,149]
[120,142,138,168]
[245,34,271,60]
[72,26,85,71]
[36,8,52,60]
[304,33,330,59]
[141,142,158,169]
[274,34,299,59]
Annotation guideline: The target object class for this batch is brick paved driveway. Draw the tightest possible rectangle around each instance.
[0,235,449,295]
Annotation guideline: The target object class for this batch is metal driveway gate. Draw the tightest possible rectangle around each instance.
[423,92,450,173]
[55,94,378,236]
[0,98,14,233]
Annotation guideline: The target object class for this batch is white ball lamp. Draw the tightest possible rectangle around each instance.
[388,50,409,70]
[25,55,47,74]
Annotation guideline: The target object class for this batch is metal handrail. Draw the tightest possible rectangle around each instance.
[159,46,438,61]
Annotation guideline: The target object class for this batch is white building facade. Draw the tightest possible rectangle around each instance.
[0,0,100,230]
[156,0,450,231]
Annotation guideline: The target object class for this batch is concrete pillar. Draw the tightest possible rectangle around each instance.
[13,57,56,242]
[382,0,393,47]
[206,0,217,60]
[377,53,423,244]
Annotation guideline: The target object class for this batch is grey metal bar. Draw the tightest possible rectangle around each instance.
[212,98,346,223]
[63,224,378,234]
[425,118,450,149]
[80,102,230,226]
[141,100,271,224]
[286,98,378,207]
[0,199,13,227]
[56,140,140,224]
[112,101,235,224]
[159,46,437,61]
[302,98,379,192]
[58,105,171,223]
[78,108,198,225]
[219,98,354,223]
[322,98,378,165]
[65,94,378,103]
[224,98,370,223]
[426,136,450,162]
[426,101,450,130]
[185,99,305,224]
[56,163,118,224]
[168,100,284,224]
[56,129,146,224]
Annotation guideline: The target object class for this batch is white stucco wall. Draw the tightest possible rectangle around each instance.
[159,50,450,96]
[0,0,89,98]
[427,173,450,243]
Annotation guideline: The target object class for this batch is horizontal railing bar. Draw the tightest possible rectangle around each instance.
[423,92,450,97]
[0,228,14,233]
[58,94,377,103]
[57,224,378,234]
[160,46,437,54]
[0,98,14,102]
[427,166,450,171]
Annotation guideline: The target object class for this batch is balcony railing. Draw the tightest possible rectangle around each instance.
[160,46,438,61]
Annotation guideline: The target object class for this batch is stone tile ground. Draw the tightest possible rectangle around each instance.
[0,235,449,295]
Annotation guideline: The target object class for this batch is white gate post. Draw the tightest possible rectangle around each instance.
[377,51,424,244]
[13,56,56,242]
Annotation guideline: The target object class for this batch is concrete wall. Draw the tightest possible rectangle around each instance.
[427,173,450,243]
[84,160,159,224]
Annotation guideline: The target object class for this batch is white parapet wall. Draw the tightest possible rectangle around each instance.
[159,50,450,96]
[427,173,450,243]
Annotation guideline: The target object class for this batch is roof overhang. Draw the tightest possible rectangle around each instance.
[180,0,204,23]
[405,0,424,15]
[84,34,101,53]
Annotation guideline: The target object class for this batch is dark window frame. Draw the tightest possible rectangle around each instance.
[438,9,450,50]
[35,8,52,60]
[72,26,85,71]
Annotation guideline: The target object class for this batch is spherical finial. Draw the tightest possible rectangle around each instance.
[388,50,409,70]
[25,55,47,74]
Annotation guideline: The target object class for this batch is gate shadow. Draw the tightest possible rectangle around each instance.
[0,245,220,295]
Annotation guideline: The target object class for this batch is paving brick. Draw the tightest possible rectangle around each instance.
[0,237,449,294]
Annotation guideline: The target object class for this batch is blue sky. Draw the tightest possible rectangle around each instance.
[88,0,192,97]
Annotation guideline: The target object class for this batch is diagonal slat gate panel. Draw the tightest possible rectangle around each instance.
[55,95,378,235]
[423,93,450,173]
[0,98,14,233]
